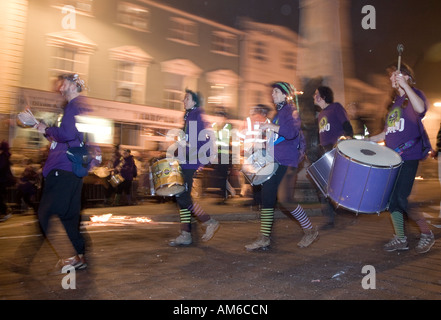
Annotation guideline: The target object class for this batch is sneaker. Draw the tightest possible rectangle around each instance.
[169,231,192,246]
[245,234,270,251]
[56,254,87,271]
[384,235,409,252]
[415,232,435,254]
[298,227,319,248]
[201,219,220,242]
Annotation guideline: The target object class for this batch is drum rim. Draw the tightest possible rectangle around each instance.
[155,184,185,196]
[242,162,279,185]
[336,141,402,168]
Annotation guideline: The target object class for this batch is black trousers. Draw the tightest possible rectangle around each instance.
[388,159,420,219]
[261,165,288,209]
[176,169,196,209]
[38,169,85,255]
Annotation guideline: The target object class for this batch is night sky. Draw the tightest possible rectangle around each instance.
[156,0,441,98]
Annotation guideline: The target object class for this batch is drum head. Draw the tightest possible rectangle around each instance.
[337,140,402,167]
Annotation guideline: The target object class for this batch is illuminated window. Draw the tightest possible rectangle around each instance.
[46,31,96,89]
[110,46,152,105]
[212,31,237,56]
[117,1,150,32]
[56,0,93,16]
[161,59,202,110]
[168,17,198,46]
[206,69,239,115]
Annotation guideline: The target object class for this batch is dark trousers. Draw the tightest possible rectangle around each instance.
[38,169,85,255]
[176,169,196,209]
[389,159,420,219]
[261,165,288,209]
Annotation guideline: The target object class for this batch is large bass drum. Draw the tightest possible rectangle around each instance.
[306,148,336,196]
[327,140,402,214]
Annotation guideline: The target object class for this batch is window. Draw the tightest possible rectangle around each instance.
[110,46,152,105]
[56,0,93,16]
[46,31,96,88]
[281,51,296,70]
[168,17,198,46]
[161,59,202,110]
[117,1,150,32]
[212,31,237,56]
[52,47,77,75]
[253,41,268,62]
[206,69,239,115]
[114,122,140,147]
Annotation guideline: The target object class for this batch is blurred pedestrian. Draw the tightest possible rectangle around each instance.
[169,89,219,246]
[313,86,353,229]
[245,82,318,251]
[34,73,89,270]
[436,123,441,217]
[382,62,435,254]
[0,141,15,222]
[15,160,39,214]
[113,149,136,205]
[211,106,233,204]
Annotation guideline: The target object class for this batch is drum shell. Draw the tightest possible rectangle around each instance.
[327,145,401,214]
[151,158,185,196]
[109,174,124,188]
[241,150,278,185]
[306,148,336,196]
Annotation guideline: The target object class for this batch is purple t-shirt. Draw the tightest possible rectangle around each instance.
[318,102,350,147]
[272,102,301,167]
[385,88,428,161]
[42,96,85,177]
[179,107,212,170]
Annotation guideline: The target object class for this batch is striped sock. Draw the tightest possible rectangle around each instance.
[390,211,405,238]
[260,208,274,237]
[179,209,192,232]
[188,203,210,223]
[291,205,312,229]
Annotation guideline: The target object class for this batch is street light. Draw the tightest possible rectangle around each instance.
[434,102,441,107]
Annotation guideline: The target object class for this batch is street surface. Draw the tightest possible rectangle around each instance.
[1,160,440,303]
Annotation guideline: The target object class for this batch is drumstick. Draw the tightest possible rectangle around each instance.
[397,44,404,72]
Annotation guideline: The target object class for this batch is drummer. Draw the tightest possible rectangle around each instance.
[168,89,220,246]
[245,82,318,251]
[314,86,353,229]
[380,62,435,253]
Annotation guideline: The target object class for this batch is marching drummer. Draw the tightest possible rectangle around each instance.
[381,62,435,253]
[313,86,353,229]
[168,89,220,246]
[245,82,318,251]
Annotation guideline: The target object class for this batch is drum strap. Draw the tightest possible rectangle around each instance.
[394,138,418,155]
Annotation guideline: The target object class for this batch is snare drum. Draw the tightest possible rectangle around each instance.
[109,174,124,188]
[241,149,278,185]
[150,158,185,196]
[327,140,402,214]
[307,148,336,196]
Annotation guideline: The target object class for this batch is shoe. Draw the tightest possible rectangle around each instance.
[245,234,270,251]
[201,219,220,242]
[384,235,409,252]
[298,227,319,248]
[0,213,12,222]
[56,254,87,271]
[415,232,435,254]
[169,231,192,246]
